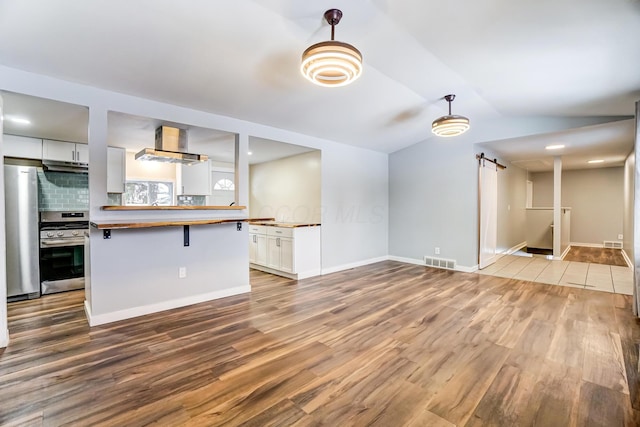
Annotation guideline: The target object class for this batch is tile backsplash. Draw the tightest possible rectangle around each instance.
[38,170,89,211]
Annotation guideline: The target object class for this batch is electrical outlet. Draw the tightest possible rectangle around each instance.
[435,247,440,255]
[179,267,187,278]
[618,234,623,240]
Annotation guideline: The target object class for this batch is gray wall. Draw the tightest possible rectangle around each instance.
[389,116,625,270]
[531,167,624,244]
[390,139,478,268]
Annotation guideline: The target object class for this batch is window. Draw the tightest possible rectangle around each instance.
[124,180,174,206]
[214,178,235,191]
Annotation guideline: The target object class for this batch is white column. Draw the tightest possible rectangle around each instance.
[553,156,562,259]
[234,133,249,208]
[88,107,108,220]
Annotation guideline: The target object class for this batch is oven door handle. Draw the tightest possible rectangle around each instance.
[40,239,85,248]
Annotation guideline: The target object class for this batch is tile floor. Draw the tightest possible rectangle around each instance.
[477,254,634,295]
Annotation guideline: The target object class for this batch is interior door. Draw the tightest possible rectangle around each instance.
[479,160,498,269]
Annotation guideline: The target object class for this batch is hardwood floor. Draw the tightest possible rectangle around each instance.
[2,261,640,426]
[564,246,628,267]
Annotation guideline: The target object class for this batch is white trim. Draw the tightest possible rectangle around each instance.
[0,329,8,348]
[504,241,527,256]
[321,256,389,275]
[570,242,604,248]
[84,285,250,326]
[622,249,633,269]
[388,255,424,266]
[388,255,478,273]
[560,245,572,260]
[457,264,479,273]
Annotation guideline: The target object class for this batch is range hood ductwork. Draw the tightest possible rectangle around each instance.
[135,126,208,165]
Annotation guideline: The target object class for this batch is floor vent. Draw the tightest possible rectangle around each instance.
[424,256,457,270]
[603,241,623,249]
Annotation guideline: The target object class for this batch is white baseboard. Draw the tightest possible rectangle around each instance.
[387,255,478,273]
[560,245,572,260]
[457,264,479,273]
[622,249,633,269]
[388,255,424,266]
[0,329,8,348]
[84,285,251,327]
[504,241,527,256]
[321,256,389,275]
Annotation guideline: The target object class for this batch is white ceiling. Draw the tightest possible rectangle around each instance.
[479,119,636,172]
[0,0,638,157]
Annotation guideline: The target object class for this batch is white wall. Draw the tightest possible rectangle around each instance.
[250,151,321,223]
[531,167,623,244]
[624,152,635,263]
[0,96,8,347]
[0,65,389,326]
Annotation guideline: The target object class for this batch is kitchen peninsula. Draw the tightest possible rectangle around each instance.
[84,206,261,327]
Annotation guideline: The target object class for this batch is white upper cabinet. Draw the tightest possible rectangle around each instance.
[180,160,211,195]
[3,134,42,159]
[42,139,87,163]
[107,146,126,193]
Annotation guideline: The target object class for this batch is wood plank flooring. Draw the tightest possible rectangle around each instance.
[2,261,640,426]
[564,247,628,267]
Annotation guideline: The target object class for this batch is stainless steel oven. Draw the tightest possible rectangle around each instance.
[39,211,88,295]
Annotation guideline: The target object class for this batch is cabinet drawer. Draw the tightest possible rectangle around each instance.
[267,227,294,238]
[248,225,267,234]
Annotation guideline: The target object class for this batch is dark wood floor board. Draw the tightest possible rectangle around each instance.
[582,327,629,395]
[564,246,628,267]
[525,359,582,426]
[466,364,538,426]
[576,381,640,427]
[426,340,510,425]
[2,261,640,426]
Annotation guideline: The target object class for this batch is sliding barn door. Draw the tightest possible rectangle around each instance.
[479,160,498,269]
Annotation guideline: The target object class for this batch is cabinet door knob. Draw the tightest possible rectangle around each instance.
[72,149,75,161]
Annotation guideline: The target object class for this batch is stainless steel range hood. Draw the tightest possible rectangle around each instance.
[42,160,88,173]
[135,126,208,165]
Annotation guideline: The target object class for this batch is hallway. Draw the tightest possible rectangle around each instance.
[477,254,634,295]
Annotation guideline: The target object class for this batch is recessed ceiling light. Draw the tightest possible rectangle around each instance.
[4,115,31,125]
[545,144,565,150]
[248,151,253,155]
[588,159,604,164]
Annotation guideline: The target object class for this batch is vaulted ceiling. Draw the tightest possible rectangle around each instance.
[0,0,638,156]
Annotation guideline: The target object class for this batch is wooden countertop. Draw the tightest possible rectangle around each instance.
[101,205,247,211]
[248,221,321,228]
[90,217,274,230]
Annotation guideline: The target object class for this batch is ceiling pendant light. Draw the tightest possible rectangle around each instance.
[301,9,363,87]
[432,94,470,137]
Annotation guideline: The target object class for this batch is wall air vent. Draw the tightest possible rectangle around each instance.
[603,241,623,249]
[424,256,457,270]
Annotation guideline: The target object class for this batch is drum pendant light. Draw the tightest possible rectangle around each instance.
[432,94,470,137]
[301,9,363,87]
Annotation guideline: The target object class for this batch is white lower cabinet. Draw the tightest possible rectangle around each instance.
[249,227,267,265]
[249,225,321,279]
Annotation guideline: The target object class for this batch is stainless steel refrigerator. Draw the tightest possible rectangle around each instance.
[4,164,40,300]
